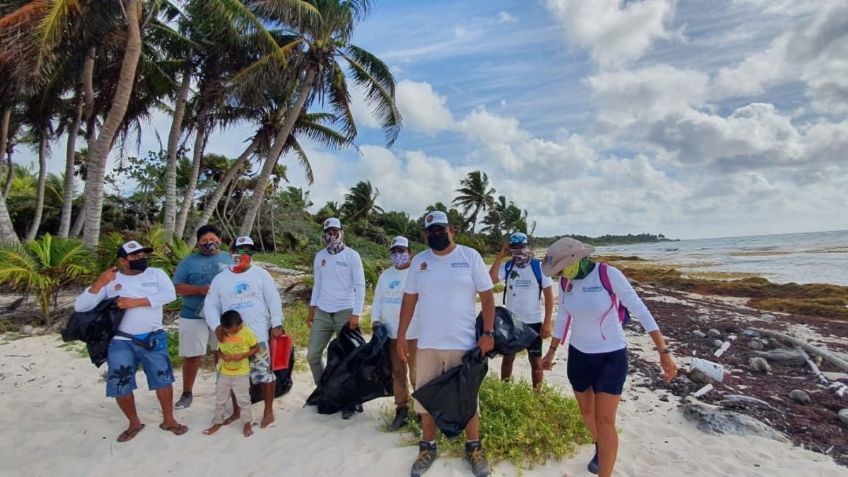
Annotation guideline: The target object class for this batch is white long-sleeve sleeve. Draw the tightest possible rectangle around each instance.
[309,253,322,307]
[607,266,659,333]
[553,290,570,342]
[351,253,366,316]
[371,273,385,323]
[147,269,177,308]
[74,285,108,312]
[205,276,223,330]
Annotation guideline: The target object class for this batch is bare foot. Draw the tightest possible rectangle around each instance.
[260,412,274,428]
[223,412,240,425]
[243,423,253,437]
[203,424,222,435]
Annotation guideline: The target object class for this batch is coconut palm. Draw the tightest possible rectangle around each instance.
[453,170,495,235]
[0,234,95,325]
[236,0,402,236]
[342,180,382,229]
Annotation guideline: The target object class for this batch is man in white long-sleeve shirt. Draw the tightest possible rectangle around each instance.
[205,236,284,429]
[74,240,186,443]
[306,218,366,411]
[372,236,419,431]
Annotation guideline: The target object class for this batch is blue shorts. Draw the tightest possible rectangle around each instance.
[106,332,175,398]
[566,345,628,395]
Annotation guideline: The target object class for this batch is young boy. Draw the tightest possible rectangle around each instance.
[203,310,259,437]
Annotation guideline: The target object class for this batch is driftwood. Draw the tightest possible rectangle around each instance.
[748,328,848,373]
[720,394,781,412]
[793,345,828,384]
[751,349,806,367]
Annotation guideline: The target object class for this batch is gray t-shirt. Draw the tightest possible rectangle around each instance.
[173,251,233,319]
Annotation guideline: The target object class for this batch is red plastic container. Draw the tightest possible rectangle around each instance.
[269,334,292,371]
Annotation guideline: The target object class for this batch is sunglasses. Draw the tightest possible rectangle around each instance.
[234,248,255,255]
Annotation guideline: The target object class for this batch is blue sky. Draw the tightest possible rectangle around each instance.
[22,0,848,239]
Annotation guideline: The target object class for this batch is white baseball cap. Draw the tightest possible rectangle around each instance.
[389,236,409,250]
[117,240,153,258]
[423,210,449,228]
[323,217,342,230]
[233,236,255,249]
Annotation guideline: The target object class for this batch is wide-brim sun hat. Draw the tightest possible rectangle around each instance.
[541,237,595,277]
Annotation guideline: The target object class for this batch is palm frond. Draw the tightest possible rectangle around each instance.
[339,45,401,146]
[286,138,314,185]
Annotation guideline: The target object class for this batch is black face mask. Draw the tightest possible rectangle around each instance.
[128,257,149,272]
[427,234,451,251]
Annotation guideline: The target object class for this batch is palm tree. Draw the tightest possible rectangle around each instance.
[236,0,402,236]
[342,180,383,229]
[453,170,495,235]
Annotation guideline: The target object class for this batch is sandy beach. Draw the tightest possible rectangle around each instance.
[1,326,844,477]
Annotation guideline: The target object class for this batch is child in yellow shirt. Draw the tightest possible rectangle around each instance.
[203,310,259,437]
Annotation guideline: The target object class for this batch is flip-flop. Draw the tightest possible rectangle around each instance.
[116,424,145,443]
[159,422,189,436]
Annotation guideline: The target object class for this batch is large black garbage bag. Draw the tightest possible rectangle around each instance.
[306,326,366,414]
[62,297,124,367]
[412,349,488,438]
[476,306,538,357]
[321,323,393,408]
[250,344,296,403]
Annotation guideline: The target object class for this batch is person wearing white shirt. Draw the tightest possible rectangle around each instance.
[372,236,419,431]
[204,236,284,430]
[540,237,678,477]
[488,232,553,389]
[397,211,495,477]
[73,240,186,443]
[306,218,366,402]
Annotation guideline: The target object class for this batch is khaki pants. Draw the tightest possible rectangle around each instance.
[307,308,353,385]
[212,374,252,425]
[388,338,417,408]
[413,349,472,414]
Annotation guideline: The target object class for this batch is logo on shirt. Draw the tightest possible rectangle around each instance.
[336,261,349,267]
[114,284,122,291]
[321,259,326,267]
[234,282,250,295]
[420,262,428,271]
[388,279,401,290]
[583,285,604,293]
[450,262,470,269]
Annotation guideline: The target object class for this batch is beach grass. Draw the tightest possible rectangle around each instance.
[381,376,592,470]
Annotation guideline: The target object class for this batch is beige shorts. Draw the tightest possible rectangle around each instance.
[413,348,475,414]
[178,318,217,357]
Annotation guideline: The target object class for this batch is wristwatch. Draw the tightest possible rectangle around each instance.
[659,348,672,354]
[482,330,495,337]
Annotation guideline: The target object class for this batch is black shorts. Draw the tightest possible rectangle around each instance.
[566,345,628,395]
[505,323,543,358]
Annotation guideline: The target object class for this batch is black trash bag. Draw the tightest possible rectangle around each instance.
[321,323,394,409]
[305,326,366,414]
[62,297,124,367]
[249,344,296,403]
[411,349,488,438]
[476,306,538,357]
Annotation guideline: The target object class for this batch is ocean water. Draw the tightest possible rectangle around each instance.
[596,230,848,286]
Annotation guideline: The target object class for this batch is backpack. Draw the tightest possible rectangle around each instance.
[503,258,544,305]
[559,262,631,340]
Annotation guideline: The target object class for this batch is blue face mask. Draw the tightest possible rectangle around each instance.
[200,241,219,254]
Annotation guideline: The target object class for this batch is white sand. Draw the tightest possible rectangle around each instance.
[0,335,844,477]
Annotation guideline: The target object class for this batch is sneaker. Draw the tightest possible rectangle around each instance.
[587,443,599,475]
[174,393,192,410]
[389,407,409,431]
[410,441,438,477]
[341,407,356,420]
[465,441,491,477]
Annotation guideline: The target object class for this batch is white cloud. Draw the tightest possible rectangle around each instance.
[545,0,676,68]
[457,107,525,145]
[497,11,516,24]
[394,80,455,134]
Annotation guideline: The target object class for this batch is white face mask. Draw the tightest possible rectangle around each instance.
[390,251,411,268]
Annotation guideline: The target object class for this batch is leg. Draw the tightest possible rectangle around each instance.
[407,339,418,389]
[261,382,275,428]
[464,413,480,441]
[420,413,438,441]
[389,339,410,408]
[204,377,233,435]
[529,356,544,390]
[594,393,621,477]
[105,339,142,441]
[181,357,202,394]
[177,318,209,404]
[573,389,598,441]
[224,390,240,424]
[306,309,337,384]
[500,354,516,381]
[231,375,254,436]
[115,393,144,441]
[139,333,187,435]
[249,341,276,428]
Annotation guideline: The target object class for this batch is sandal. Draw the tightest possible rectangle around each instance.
[116,424,145,443]
[159,422,189,436]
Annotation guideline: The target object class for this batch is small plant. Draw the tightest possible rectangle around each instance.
[383,376,592,470]
[284,300,311,348]
[0,234,96,326]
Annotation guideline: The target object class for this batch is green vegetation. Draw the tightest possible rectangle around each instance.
[382,377,592,470]
[537,233,676,247]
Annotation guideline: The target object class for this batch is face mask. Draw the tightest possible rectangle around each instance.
[128,257,148,272]
[231,253,251,272]
[562,260,581,279]
[427,234,451,251]
[200,241,219,254]
[509,247,531,266]
[390,251,411,268]
[323,230,345,254]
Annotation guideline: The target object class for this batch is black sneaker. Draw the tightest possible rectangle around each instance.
[410,441,438,477]
[389,407,409,431]
[174,392,192,410]
[341,407,356,420]
[465,441,490,477]
[587,443,599,475]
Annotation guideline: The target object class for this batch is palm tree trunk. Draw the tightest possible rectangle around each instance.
[25,135,49,241]
[174,106,210,240]
[2,144,12,199]
[69,47,97,239]
[69,206,85,238]
[164,62,192,238]
[238,67,317,236]
[0,106,17,244]
[58,91,84,237]
[186,135,260,248]
[82,0,142,248]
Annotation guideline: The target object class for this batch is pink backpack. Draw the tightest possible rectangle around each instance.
[559,262,631,341]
